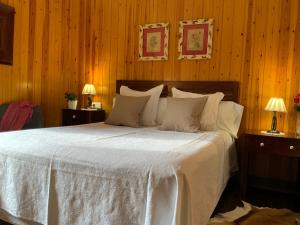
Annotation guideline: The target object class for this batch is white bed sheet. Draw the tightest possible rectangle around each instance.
[0,123,235,225]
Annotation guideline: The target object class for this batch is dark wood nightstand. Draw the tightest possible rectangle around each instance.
[240,131,300,200]
[62,109,106,126]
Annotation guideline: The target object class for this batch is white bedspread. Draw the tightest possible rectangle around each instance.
[0,123,234,225]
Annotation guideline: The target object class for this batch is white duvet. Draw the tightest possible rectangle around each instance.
[0,123,234,225]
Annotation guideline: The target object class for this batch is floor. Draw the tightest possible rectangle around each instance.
[246,188,300,212]
[214,173,300,215]
[0,220,10,225]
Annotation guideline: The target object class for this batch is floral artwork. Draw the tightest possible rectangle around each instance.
[178,19,213,60]
[139,23,169,61]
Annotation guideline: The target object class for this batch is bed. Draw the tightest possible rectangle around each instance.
[0,80,240,225]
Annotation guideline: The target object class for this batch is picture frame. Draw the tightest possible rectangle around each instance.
[0,3,15,65]
[139,23,169,61]
[178,19,213,60]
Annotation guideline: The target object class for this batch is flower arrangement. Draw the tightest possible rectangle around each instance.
[64,92,77,101]
[294,94,300,112]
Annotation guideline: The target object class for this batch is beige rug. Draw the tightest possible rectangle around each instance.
[209,202,300,225]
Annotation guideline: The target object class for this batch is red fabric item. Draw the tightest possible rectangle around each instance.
[0,101,33,132]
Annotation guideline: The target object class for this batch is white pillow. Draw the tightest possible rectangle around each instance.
[217,101,244,138]
[156,98,167,125]
[172,87,224,131]
[120,85,164,126]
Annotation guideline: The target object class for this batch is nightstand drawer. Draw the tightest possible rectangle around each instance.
[246,135,300,157]
[62,110,85,126]
[69,111,83,123]
[62,109,106,126]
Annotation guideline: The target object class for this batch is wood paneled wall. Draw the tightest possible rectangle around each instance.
[0,0,299,132]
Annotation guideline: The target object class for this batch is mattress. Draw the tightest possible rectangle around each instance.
[0,123,236,225]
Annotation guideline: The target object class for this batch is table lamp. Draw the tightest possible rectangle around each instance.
[264,97,287,134]
[82,84,96,108]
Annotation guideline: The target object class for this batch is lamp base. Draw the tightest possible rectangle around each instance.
[84,95,93,109]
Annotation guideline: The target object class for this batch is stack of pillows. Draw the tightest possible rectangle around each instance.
[105,84,244,138]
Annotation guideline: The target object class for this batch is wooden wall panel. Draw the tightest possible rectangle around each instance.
[0,0,82,126]
[244,0,300,132]
[0,0,299,132]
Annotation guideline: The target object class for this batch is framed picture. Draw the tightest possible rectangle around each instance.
[178,19,213,60]
[0,3,15,65]
[139,23,169,61]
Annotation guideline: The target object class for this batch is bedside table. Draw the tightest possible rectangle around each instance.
[240,130,300,199]
[62,109,106,126]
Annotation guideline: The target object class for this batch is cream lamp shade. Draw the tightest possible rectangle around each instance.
[82,84,96,95]
[264,97,287,112]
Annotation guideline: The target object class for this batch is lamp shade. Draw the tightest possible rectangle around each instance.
[264,97,287,112]
[82,84,96,95]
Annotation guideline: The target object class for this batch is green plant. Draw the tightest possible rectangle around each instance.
[64,92,77,101]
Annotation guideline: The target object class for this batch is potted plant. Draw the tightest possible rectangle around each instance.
[65,92,78,110]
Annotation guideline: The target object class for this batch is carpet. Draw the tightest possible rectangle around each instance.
[209,201,300,225]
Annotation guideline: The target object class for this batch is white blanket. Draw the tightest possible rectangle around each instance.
[0,123,234,225]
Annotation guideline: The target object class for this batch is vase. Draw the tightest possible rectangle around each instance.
[296,112,300,136]
[68,100,78,110]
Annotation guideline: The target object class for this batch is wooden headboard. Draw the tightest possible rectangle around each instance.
[116,80,239,102]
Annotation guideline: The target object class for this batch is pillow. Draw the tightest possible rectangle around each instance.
[172,87,224,131]
[120,85,164,126]
[160,97,208,132]
[217,101,244,138]
[105,94,150,128]
[156,98,167,125]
